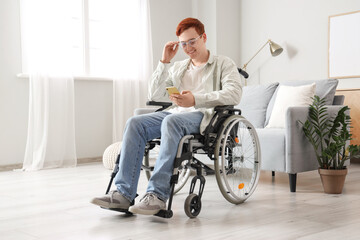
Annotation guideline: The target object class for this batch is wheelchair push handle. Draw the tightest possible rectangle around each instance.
[238,68,249,79]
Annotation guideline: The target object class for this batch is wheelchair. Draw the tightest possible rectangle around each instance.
[104,101,261,218]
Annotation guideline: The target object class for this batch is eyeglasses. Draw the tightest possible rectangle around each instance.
[178,34,203,49]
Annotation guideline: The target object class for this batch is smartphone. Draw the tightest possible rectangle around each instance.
[166,86,180,95]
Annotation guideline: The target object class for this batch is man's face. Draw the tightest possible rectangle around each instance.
[178,27,206,59]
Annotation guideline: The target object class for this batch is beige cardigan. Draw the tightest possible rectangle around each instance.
[148,51,242,134]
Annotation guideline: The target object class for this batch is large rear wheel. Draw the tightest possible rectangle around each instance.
[214,115,261,204]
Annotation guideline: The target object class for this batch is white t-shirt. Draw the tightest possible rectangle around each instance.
[167,62,206,114]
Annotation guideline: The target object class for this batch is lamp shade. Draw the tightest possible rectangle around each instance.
[241,39,283,85]
[269,40,283,56]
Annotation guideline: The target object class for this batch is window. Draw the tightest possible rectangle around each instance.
[20,0,145,78]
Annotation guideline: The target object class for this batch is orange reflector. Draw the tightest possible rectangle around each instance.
[238,183,244,189]
[235,137,239,143]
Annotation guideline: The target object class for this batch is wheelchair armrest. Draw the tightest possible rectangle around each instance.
[214,105,241,115]
[146,101,172,112]
[214,105,234,112]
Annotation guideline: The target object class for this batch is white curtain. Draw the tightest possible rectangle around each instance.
[112,0,153,141]
[20,0,153,169]
[23,75,77,170]
[20,0,77,170]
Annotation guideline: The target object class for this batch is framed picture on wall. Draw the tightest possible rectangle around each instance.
[328,10,360,79]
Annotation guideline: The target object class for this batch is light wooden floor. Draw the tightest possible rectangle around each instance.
[1,162,360,240]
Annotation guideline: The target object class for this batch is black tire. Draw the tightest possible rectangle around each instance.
[184,193,202,218]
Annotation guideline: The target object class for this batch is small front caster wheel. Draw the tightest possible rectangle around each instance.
[184,193,201,218]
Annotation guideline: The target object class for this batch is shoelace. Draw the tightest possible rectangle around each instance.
[141,193,155,205]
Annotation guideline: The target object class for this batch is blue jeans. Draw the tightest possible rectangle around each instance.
[114,111,204,202]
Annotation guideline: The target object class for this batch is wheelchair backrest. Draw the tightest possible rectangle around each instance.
[203,106,241,156]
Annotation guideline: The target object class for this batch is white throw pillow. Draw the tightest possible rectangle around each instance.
[265,83,316,128]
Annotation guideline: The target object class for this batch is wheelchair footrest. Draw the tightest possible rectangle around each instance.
[100,207,133,215]
[154,209,173,218]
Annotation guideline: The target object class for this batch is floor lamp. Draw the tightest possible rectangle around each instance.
[242,39,283,85]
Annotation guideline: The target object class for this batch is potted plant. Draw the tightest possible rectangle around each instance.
[300,95,360,194]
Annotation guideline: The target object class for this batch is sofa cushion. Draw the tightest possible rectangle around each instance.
[266,83,316,128]
[265,79,338,126]
[236,82,279,128]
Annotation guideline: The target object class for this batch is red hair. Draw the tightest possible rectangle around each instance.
[176,18,205,36]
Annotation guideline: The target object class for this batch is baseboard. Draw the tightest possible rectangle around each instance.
[0,157,102,172]
[77,157,102,164]
[0,164,23,172]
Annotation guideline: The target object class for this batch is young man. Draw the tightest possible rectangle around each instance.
[91,18,242,215]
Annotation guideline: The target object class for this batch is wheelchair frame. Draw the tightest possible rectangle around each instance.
[105,102,261,218]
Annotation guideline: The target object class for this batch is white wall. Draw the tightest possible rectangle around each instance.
[215,1,241,64]
[74,80,113,159]
[0,0,28,166]
[239,0,360,89]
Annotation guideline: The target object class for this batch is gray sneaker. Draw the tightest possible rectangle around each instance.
[91,190,131,210]
[129,193,166,215]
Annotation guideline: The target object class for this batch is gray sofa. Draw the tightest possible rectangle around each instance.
[237,78,345,192]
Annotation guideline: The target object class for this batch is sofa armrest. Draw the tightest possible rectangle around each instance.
[133,101,172,116]
[133,108,158,116]
[285,105,348,173]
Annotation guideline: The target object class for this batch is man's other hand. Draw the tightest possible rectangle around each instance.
[161,41,179,63]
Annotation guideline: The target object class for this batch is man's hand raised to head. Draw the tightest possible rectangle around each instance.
[169,90,195,108]
[161,41,179,63]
